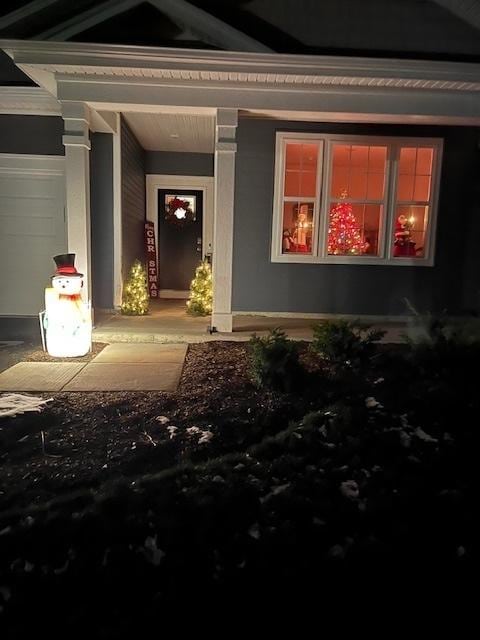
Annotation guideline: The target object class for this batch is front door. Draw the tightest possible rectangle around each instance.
[158,189,203,293]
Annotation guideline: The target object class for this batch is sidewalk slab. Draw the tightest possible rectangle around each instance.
[62,362,184,392]
[92,343,187,364]
[0,362,86,392]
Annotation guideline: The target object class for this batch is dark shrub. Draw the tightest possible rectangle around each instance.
[249,328,304,392]
[311,319,385,369]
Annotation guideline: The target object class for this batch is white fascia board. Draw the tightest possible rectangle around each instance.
[0,86,60,115]
[2,39,480,85]
[54,76,480,122]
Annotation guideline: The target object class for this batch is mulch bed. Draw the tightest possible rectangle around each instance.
[0,342,311,511]
[0,339,476,630]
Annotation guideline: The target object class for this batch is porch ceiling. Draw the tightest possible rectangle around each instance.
[123,111,214,152]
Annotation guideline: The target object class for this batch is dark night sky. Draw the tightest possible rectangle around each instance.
[1,1,480,62]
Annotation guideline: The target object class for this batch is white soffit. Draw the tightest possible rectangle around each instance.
[123,111,215,152]
[3,40,480,91]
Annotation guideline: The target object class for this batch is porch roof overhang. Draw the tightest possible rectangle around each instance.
[2,39,480,125]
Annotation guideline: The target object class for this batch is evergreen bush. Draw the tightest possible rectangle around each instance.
[186,260,213,316]
[311,319,385,368]
[120,259,149,315]
[249,328,304,392]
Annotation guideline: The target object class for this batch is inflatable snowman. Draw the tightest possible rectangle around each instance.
[44,254,92,357]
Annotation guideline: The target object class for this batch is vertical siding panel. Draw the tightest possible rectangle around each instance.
[121,116,146,279]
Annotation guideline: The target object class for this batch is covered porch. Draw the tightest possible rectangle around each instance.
[92,299,407,343]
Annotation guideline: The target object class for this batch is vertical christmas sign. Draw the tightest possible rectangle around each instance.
[145,221,158,298]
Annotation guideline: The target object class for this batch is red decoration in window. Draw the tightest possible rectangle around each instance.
[328,195,367,255]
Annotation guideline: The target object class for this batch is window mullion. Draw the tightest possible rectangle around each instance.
[384,143,399,260]
[312,140,324,257]
[318,139,332,258]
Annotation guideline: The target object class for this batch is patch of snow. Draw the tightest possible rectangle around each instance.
[53,559,70,575]
[167,426,178,439]
[0,586,11,601]
[24,561,34,573]
[142,535,165,566]
[260,483,290,503]
[155,416,169,424]
[400,414,410,429]
[248,523,260,540]
[186,426,201,435]
[340,480,359,499]
[373,377,384,385]
[414,427,438,443]
[399,431,411,448]
[328,544,346,559]
[198,430,213,444]
[365,397,382,409]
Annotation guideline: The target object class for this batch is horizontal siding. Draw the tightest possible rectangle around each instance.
[232,118,480,316]
[121,116,146,278]
[0,115,64,155]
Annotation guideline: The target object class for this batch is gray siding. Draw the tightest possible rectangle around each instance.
[232,119,480,316]
[0,115,64,155]
[90,132,114,310]
[145,151,213,176]
[121,116,146,277]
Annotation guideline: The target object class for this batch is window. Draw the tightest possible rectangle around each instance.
[272,133,442,266]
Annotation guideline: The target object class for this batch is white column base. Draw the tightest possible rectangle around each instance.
[212,312,233,333]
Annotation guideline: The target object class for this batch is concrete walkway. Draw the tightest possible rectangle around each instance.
[0,343,188,393]
[93,299,408,344]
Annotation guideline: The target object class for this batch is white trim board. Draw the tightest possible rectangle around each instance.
[0,87,60,116]
[112,113,123,308]
[233,311,412,324]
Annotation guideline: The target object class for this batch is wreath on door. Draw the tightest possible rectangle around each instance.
[165,196,195,226]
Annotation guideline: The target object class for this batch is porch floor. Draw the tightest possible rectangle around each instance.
[93,299,407,344]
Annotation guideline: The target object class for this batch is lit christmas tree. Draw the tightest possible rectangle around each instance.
[328,193,367,255]
[186,260,212,316]
[121,259,149,315]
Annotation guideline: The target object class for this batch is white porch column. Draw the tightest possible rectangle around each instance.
[61,101,92,303]
[212,108,238,333]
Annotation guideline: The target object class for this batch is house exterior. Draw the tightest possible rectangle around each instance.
[1,0,480,337]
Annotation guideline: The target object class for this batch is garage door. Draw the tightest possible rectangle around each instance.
[0,154,66,316]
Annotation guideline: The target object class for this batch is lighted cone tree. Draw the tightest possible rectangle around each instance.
[121,259,149,315]
[328,195,367,255]
[186,260,213,316]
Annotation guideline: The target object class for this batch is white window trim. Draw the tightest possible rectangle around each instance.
[271,132,443,267]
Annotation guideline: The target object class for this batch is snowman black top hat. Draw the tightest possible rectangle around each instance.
[52,254,83,278]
